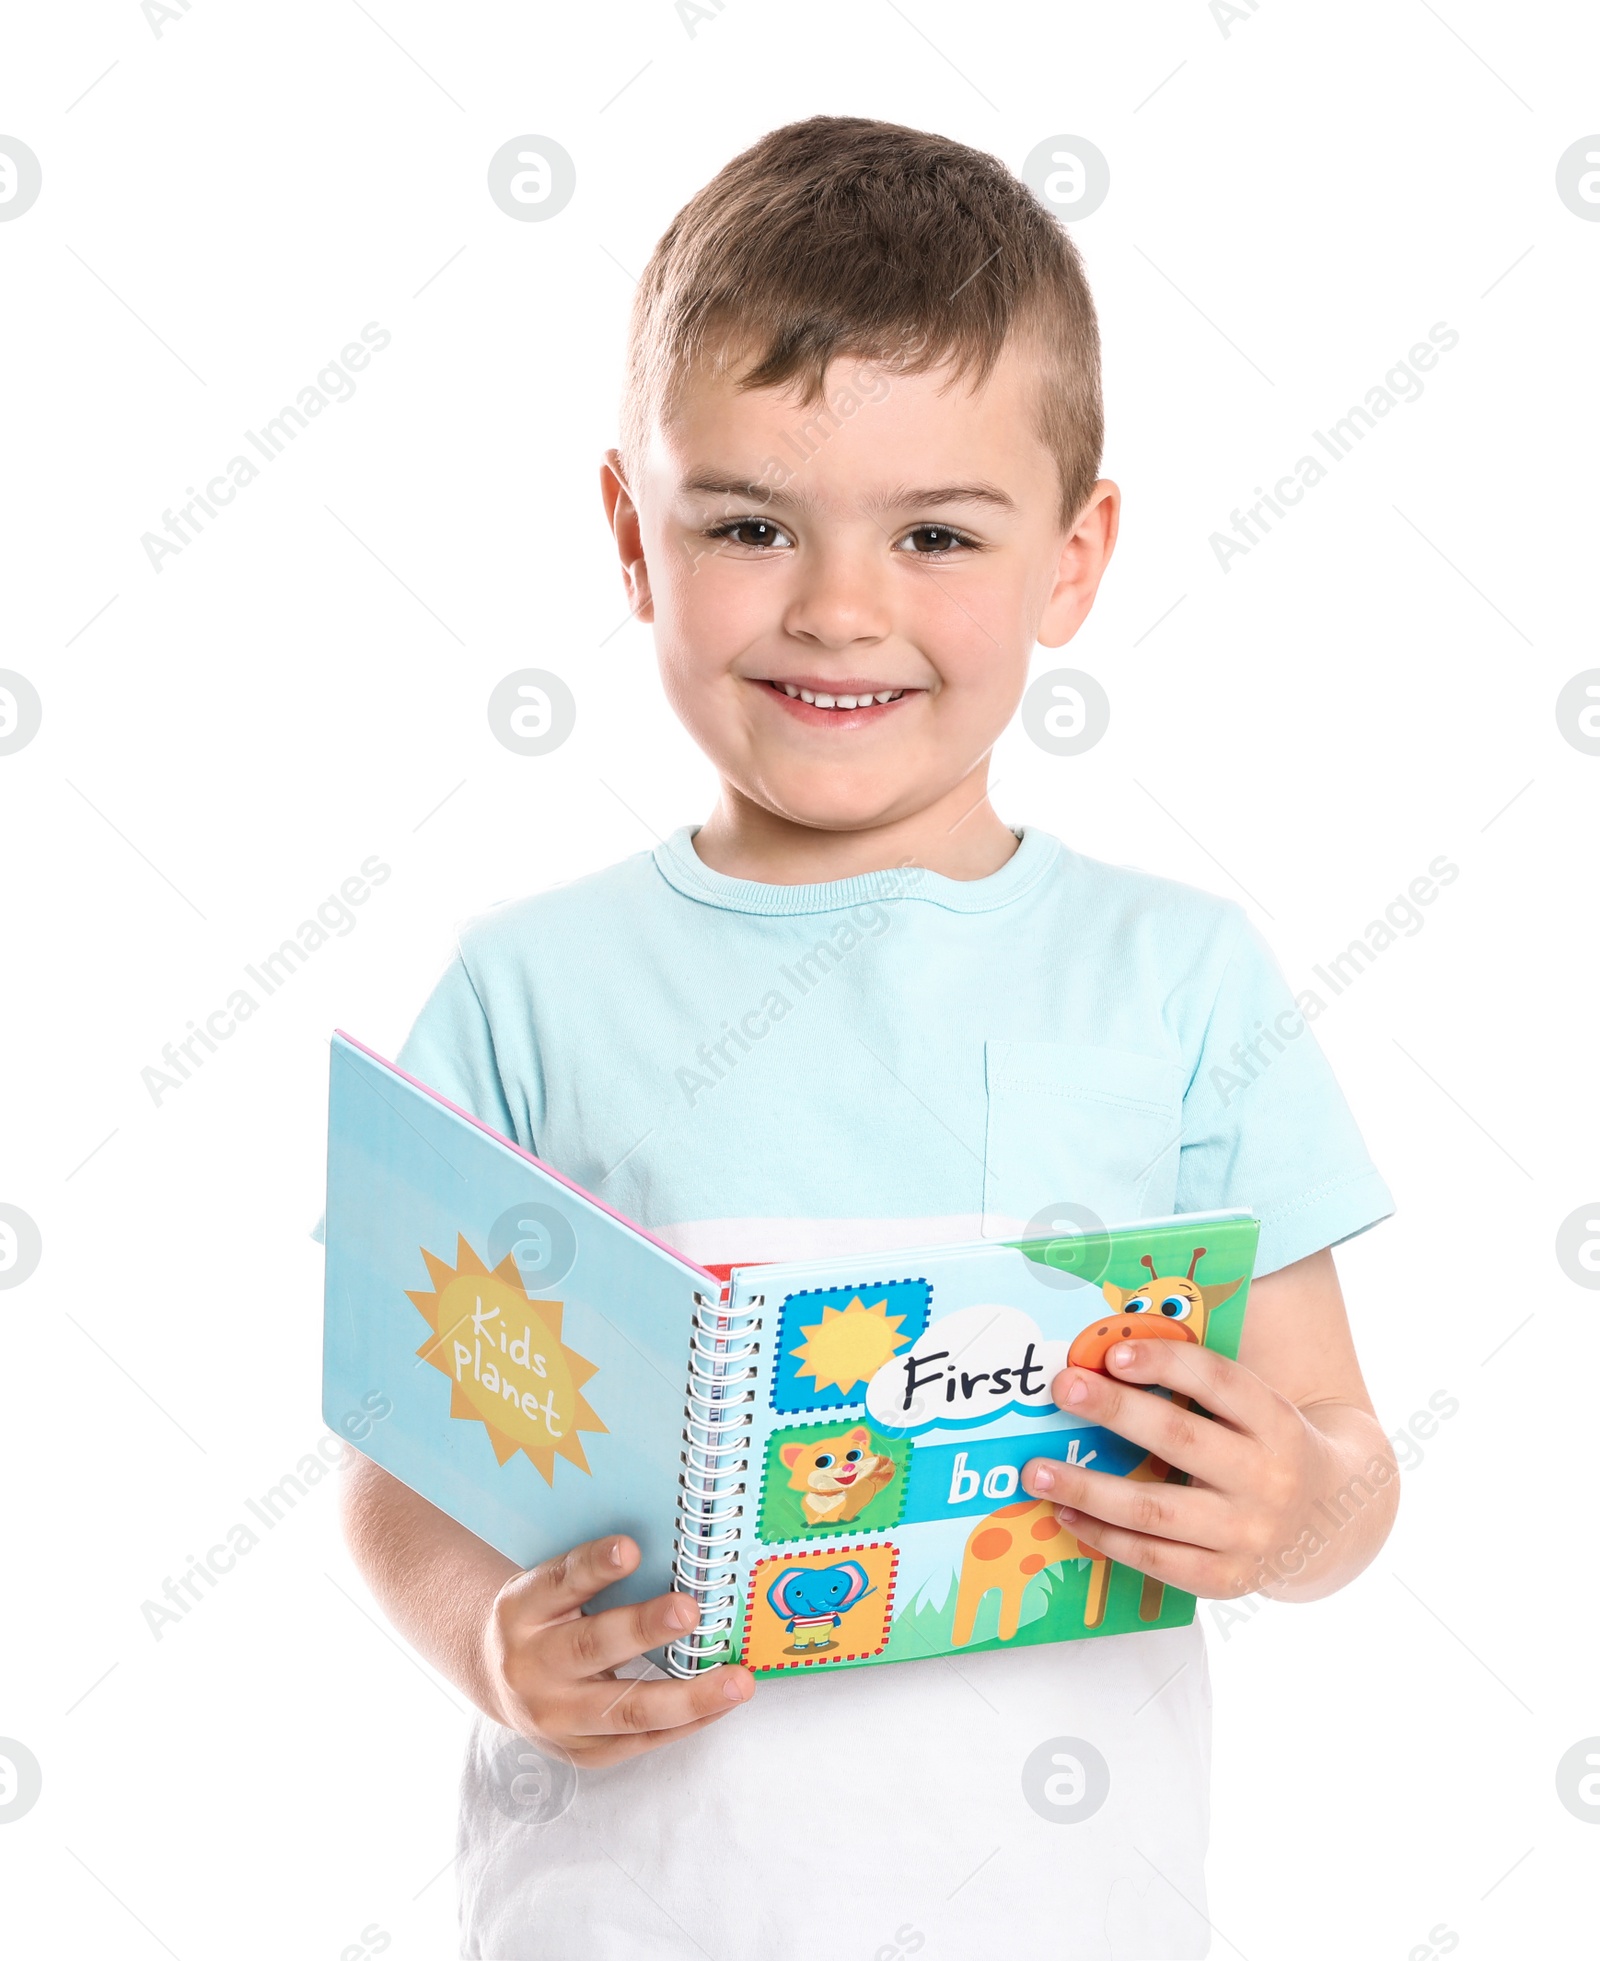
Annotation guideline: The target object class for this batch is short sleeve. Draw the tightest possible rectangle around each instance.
[310,952,517,1246]
[1174,915,1394,1276]
[393,952,520,1142]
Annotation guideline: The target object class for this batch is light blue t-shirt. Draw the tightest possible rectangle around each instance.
[390,826,1391,1961]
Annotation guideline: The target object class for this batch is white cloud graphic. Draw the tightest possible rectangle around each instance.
[865,1303,1070,1432]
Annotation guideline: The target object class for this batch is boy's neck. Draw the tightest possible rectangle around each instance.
[691,770,1021,886]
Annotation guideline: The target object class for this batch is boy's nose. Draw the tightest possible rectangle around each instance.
[782,548,895,650]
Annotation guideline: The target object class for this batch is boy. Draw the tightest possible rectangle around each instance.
[341,117,1398,1957]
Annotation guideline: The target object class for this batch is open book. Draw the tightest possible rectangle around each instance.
[323,1032,1259,1677]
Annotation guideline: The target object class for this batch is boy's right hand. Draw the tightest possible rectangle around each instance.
[481,1533,755,1767]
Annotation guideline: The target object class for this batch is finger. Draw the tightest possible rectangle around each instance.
[568,1663,755,1739]
[1102,1337,1285,1442]
[502,1535,640,1626]
[1023,1458,1235,1550]
[1049,1363,1249,1482]
[569,1702,748,1768]
[1036,1508,1256,1598]
[552,1588,704,1679]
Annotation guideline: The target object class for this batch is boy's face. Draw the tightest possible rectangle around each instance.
[603,341,1117,838]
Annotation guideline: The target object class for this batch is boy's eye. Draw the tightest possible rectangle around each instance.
[1160,1296,1192,1319]
[710,517,792,550]
[895,523,975,556]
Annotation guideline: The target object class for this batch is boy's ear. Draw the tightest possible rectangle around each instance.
[1037,479,1120,649]
[600,449,654,627]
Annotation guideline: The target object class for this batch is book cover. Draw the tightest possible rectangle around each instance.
[323,1031,717,1614]
[323,1032,1258,1673]
[709,1217,1257,1677]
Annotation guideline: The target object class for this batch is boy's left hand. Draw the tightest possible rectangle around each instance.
[1021,1339,1333,1600]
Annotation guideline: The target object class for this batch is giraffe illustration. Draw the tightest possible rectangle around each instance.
[951,1498,1111,1645]
[1066,1244,1242,1622]
[1066,1244,1241,1375]
[948,1246,1246,1644]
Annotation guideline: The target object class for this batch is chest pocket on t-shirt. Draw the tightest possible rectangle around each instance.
[981,1040,1185,1234]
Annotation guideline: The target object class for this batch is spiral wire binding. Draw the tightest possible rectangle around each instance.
[665,1287,763,1676]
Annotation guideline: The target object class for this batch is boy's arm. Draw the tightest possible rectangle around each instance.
[339,1453,754,1763]
[339,1452,516,1718]
[1228,1245,1399,1599]
[1023,1247,1399,1602]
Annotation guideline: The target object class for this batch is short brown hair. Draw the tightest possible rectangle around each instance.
[621,116,1104,523]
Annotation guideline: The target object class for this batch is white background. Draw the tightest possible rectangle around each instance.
[2,2,1597,1955]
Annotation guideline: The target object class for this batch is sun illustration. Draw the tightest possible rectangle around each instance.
[789,1295,912,1397]
[408,1235,605,1484]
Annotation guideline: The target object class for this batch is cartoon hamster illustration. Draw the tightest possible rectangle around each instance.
[778,1425,898,1527]
[765,1559,877,1654]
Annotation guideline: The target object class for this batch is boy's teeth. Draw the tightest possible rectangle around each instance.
[779,684,907,709]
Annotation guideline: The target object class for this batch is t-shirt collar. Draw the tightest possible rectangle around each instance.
[651,824,1059,917]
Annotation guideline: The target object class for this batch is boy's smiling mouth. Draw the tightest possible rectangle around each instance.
[757,677,916,721]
